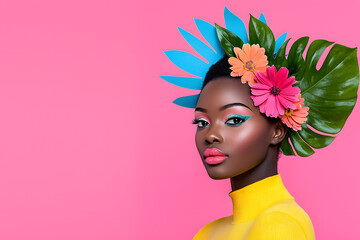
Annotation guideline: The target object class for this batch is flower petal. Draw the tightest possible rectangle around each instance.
[281,94,300,103]
[233,47,242,59]
[251,89,269,96]
[248,76,256,86]
[230,71,240,77]
[275,67,289,86]
[254,59,268,67]
[252,93,271,106]
[281,86,301,96]
[275,97,285,115]
[254,72,273,87]
[280,115,292,128]
[278,76,296,89]
[258,98,268,113]
[242,71,254,84]
[266,66,277,85]
[277,95,297,109]
[249,44,259,60]
[243,44,251,56]
[265,96,278,117]
[228,57,241,66]
[277,95,291,108]
[236,67,246,76]
[251,83,271,90]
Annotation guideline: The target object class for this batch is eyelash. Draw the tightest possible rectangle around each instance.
[225,114,250,126]
[192,118,209,129]
[192,114,250,129]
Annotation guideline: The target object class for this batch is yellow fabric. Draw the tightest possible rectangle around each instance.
[193,174,316,240]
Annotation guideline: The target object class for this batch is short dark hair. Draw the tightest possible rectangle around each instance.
[202,55,231,90]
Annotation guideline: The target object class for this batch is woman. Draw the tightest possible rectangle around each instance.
[161,7,359,240]
[192,56,315,239]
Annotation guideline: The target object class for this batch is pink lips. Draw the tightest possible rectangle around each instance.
[203,148,228,165]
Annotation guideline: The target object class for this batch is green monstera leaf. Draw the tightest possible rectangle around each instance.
[215,15,359,157]
[280,40,359,157]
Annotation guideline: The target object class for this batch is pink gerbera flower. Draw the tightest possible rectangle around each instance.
[250,66,301,118]
[280,94,309,131]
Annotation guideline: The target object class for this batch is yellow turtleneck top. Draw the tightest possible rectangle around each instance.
[193,174,315,240]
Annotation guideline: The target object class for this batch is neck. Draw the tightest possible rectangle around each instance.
[230,146,278,192]
[229,173,294,224]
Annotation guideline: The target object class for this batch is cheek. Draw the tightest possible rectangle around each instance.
[195,131,204,153]
[227,120,271,156]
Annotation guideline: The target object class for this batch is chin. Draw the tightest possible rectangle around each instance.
[205,165,235,180]
[208,173,228,180]
[205,162,255,180]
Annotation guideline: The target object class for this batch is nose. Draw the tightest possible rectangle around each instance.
[205,125,223,144]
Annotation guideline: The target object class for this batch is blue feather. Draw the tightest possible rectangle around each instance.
[173,94,199,108]
[274,32,288,54]
[178,27,218,63]
[194,18,224,56]
[160,76,203,90]
[259,13,267,24]
[164,50,210,78]
[163,8,289,109]
[224,6,248,43]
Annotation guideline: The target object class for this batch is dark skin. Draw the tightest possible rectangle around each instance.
[194,76,287,192]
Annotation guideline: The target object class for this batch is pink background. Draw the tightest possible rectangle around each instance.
[0,0,359,239]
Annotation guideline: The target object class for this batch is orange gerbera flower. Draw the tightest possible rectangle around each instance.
[280,94,309,131]
[228,44,268,86]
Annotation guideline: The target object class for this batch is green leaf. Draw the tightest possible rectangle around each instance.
[289,132,315,157]
[281,39,359,157]
[280,134,296,156]
[298,124,335,149]
[300,42,359,134]
[287,37,309,77]
[274,38,291,70]
[215,23,244,57]
[248,15,275,65]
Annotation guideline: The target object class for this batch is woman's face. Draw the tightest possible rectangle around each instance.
[194,76,276,179]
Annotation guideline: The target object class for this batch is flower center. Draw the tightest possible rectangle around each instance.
[285,108,294,116]
[270,86,280,96]
[244,61,254,71]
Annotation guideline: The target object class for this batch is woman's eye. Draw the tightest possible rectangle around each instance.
[192,118,210,129]
[198,120,209,128]
[226,117,243,125]
[225,115,250,126]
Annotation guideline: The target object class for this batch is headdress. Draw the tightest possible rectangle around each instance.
[161,7,359,157]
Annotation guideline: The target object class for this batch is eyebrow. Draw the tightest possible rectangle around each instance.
[195,103,253,113]
[219,103,253,112]
[194,107,207,113]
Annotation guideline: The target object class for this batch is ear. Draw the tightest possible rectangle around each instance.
[270,120,287,145]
